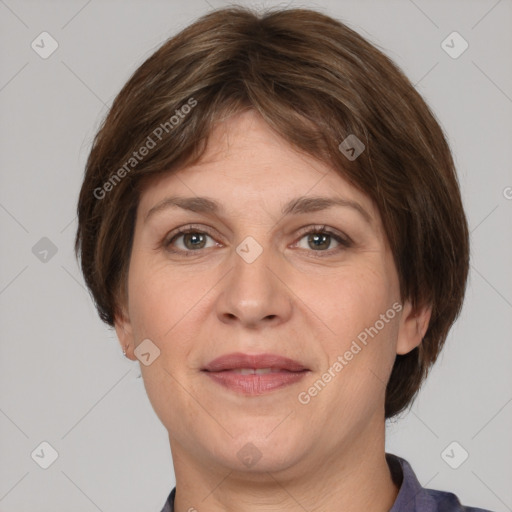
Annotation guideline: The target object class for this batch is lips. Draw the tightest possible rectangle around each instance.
[202,352,309,395]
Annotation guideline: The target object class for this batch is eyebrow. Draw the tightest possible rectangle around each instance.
[144,195,372,225]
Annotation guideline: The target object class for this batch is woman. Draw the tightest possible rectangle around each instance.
[75,6,493,512]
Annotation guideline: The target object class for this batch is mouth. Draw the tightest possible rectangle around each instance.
[201,352,310,395]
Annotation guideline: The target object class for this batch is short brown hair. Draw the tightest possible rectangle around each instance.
[75,6,469,418]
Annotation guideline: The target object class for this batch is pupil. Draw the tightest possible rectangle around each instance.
[309,233,329,250]
[185,233,205,249]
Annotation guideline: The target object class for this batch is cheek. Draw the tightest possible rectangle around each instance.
[304,261,398,343]
[127,254,203,341]
[302,260,400,406]
[126,260,206,431]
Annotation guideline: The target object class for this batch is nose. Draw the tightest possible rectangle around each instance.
[215,240,293,330]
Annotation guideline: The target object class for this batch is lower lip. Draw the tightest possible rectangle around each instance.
[204,370,308,395]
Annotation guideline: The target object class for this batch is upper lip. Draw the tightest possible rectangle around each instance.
[202,352,308,372]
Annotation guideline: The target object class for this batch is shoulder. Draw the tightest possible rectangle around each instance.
[387,453,495,512]
[423,487,493,512]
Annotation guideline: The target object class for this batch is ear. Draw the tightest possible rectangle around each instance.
[396,299,432,355]
[113,307,137,361]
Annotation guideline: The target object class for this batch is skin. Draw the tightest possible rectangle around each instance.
[115,110,431,512]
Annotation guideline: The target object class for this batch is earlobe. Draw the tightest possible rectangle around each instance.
[114,309,136,361]
[396,300,432,355]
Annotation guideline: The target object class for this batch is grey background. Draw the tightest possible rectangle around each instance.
[0,0,511,510]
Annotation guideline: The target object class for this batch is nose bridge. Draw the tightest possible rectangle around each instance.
[216,232,292,327]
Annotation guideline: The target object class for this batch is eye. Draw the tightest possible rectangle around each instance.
[294,225,351,255]
[163,224,351,256]
[164,226,218,253]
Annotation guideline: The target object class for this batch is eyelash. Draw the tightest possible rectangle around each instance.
[162,224,352,257]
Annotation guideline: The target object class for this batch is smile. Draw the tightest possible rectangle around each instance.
[202,352,310,395]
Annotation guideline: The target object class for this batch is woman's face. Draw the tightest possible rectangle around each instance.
[116,110,425,476]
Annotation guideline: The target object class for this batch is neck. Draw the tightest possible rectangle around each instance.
[170,415,398,512]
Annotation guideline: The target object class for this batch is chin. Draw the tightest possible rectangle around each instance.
[218,428,307,474]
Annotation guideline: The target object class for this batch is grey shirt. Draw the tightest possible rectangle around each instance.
[160,453,493,511]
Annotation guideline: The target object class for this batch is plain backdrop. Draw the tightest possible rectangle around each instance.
[1,0,511,511]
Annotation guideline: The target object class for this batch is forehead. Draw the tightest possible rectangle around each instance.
[137,110,378,224]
